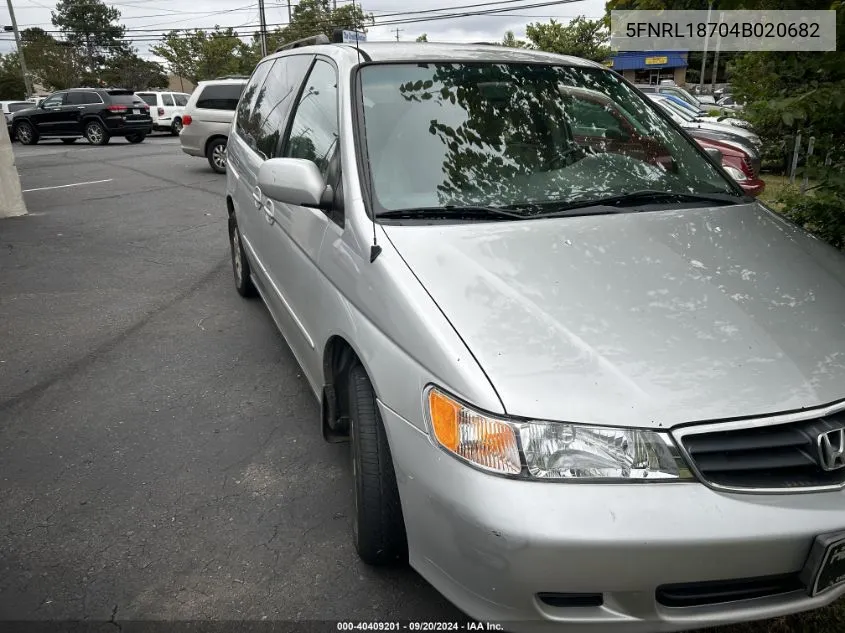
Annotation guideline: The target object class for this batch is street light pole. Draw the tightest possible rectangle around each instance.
[4,0,34,98]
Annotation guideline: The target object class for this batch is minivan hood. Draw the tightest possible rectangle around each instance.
[385,203,845,428]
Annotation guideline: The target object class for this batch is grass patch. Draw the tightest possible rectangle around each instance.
[759,173,818,211]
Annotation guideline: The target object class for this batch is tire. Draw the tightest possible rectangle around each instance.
[14,121,38,145]
[84,120,110,145]
[61,138,77,144]
[171,118,183,135]
[228,214,256,298]
[206,138,227,174]
[126,133,145,144]
[347,364,408,566]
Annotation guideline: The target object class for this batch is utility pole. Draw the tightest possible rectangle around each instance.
[287,0,292,23]
[711,11,724,94]
[698,0,713,94]
[4,0,33,98]
[258,0,268,57]
[393,27,403,42]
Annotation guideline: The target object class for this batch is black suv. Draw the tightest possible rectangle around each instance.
[12,88,153,146]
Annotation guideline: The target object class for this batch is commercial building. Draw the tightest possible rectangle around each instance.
[605,50,689,86]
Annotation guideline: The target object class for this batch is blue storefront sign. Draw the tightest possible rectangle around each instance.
[606,50,688,71]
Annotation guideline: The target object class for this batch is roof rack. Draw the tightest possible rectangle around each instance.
[213,75,250,80]
[275,33,330,53]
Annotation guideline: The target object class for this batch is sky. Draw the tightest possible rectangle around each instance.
[0,0,608,60]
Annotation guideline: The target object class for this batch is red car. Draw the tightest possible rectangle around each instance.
[694,136,765,197]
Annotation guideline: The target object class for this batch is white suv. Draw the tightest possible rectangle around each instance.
[135,90,191,135]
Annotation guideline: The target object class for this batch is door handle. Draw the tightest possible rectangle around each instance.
[263,199,275,225]
[251,187,262,209]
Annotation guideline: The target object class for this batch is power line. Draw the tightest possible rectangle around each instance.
[4,0,589,42]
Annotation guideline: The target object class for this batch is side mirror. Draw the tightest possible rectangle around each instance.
[258,158,332,209]
[704,147,723,163]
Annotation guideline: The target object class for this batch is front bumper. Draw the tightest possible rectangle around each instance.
[379,402,845,632]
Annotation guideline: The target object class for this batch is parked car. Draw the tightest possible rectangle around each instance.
[695,135,765,196]
[697,94,716,105]
[226,36,845,633]
[135,90,191,135]
[648,94,762,149]
[12,88,152,145]
[1,100,32,141]
[636,83,705,111]
[179,77,246,173]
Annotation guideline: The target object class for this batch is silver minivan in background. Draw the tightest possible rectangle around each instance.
[179,77,246,173]
[225,37,845,633]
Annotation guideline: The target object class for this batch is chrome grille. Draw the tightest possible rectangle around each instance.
[677,410,845,491]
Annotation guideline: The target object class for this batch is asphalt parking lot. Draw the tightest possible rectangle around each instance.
[0,135,463,625]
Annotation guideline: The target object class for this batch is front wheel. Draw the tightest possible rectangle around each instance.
[171,118,183,135]
[206,138,227,174]
[126,133,146,144]
[84,121,110,145]
[348,364,408,566]
[15,121,38,145]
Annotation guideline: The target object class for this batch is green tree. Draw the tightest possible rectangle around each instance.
[524,17,611,62]
[20,28,83,90]
[262,0,373,52]
[0,53,26,100]
[101,49,168,90]
[151,28,252,84]
[51,0,125,78]
[501,30,528,48]
[416,33,428,42]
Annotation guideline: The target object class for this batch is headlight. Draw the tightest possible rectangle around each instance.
[723,165,748,181]
[426,387,693,481]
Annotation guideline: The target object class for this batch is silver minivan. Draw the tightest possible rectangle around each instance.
[225,37,845,632]
[180,77,246,173]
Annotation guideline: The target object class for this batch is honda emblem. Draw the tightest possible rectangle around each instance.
[817,428,845,471]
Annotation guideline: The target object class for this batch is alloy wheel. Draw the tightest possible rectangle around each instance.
[17,124,32,144]
[212,144,226,171]
[232,229,243,282]
[86,123,103,144]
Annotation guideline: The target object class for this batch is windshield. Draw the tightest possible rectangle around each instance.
[657,98,697,122]
[358,62,737,216]
[667,86,701,107]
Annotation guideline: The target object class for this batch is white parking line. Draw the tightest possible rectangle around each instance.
[22,179,113,193]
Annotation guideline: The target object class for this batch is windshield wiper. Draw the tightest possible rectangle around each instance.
[532,190,751,218]
[377,205,526,221]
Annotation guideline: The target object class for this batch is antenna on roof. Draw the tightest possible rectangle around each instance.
[347,0,381,263]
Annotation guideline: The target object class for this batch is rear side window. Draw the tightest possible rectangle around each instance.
[173,93,188,106]
[109,94,148,106]
[235,60,274,151]
[196,84,244,110]
[137,93,157,106]
[254,55,313,159]
[162,93,175,106]
[67,91,102,105]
